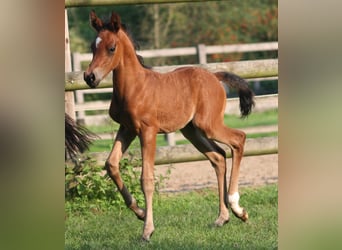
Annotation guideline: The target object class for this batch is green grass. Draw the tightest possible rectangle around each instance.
[86,121,120,134]
[223,109,278,128]
[88,134,169,152]
[65,184,278,249]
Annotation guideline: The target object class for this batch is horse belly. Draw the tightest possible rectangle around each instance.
[157,103,194,133]
[156,74,198,132]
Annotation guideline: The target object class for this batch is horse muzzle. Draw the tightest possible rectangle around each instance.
[84,71,99,88]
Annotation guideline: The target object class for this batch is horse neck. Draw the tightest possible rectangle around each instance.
[112,30,146,96]
[115,31,145,76]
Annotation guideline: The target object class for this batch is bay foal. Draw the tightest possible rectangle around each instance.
[84,11,254,241]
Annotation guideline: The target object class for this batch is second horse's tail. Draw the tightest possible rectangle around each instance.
[65,113,97,159]
[214,71,255,118]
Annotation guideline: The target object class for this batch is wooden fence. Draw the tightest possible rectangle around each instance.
[65,59,278,90]
[66,0,227,8]
[72,42,278,70]
[89,136,278,166]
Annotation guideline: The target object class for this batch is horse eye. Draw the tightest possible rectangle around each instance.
[109,46,115,53]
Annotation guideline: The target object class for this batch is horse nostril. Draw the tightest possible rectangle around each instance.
[84,72,95,84]
[90,73,95,82]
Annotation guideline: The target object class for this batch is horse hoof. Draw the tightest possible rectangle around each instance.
[141,230,154,242]
[141,235,150,242]
[214,216,230,227]
[233,208,248,222]
[241,209,249,222]
[135,208,146,221]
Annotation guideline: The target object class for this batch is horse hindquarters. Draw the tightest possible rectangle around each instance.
[189,71,249,221]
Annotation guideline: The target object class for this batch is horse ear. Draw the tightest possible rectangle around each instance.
[89,10,103,32]
[109,12,121,32]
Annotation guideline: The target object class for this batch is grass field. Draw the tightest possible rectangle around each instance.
[87,109,278,152]
[65,184,278,249]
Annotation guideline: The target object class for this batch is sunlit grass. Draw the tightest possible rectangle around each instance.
[65,184,278,249]
[224,109,278,128]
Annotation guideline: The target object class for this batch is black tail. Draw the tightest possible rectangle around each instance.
[215,71,255,118]
[65,113,97,158]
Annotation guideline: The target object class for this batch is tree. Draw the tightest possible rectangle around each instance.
[67,0,278,65]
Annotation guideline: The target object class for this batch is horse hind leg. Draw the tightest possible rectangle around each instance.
[106,125,145,220]
[207,124,249,222]
[181,123,230,226]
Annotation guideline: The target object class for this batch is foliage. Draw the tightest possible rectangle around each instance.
[68,0,278,65]
[65,184,278,249]
[65,157,171,212]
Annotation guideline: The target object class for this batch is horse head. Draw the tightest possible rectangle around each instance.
[84,10,123,88]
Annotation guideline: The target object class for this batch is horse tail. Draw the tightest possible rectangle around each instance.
[214,71,255,118]
[65,113,97,159]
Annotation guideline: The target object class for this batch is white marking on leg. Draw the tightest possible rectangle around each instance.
[229,192,243,215]
[95,37,102,48]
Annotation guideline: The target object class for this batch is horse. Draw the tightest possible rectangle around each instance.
[83,10,255,241]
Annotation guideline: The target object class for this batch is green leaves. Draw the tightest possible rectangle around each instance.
[65,157,171,212]
[68,1,278,64]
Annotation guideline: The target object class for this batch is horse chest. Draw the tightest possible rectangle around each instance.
[108,98,148,131]
[109,101,132,124]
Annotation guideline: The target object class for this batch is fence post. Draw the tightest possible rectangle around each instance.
[197,44,207,64]
[165,133,176,146]
[72,52,86,124]
[65,9,76,120]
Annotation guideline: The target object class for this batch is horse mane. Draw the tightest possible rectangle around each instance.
[120,24,151,69]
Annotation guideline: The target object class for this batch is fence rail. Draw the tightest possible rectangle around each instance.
[137,42,278,58]
[74,94,278,113]
[75,94,278,127]
[88,136,278,166]
[66,0,222,7]
[72,42,278,69]
[65,58,278,91]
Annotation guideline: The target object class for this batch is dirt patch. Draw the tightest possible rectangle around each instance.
[155,154,278,193]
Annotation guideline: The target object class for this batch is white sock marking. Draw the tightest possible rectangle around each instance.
[229,192,243,215]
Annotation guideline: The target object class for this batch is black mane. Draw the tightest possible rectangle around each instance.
[120,24,151,69]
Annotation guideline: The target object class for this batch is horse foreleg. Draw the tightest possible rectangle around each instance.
[106,126,145,220]
[139,127,157,241]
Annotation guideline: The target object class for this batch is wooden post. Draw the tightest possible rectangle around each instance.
[65,9,76,120]
[197,44,207,64]
[72,52,86,124]
[165,133,176,146]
